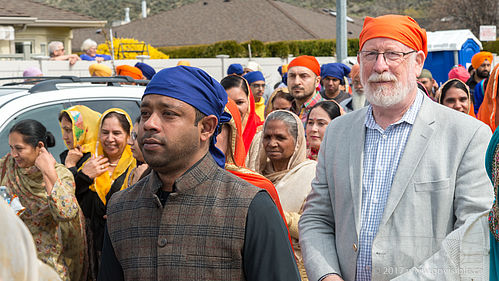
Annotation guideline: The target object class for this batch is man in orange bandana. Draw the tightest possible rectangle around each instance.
[467,51,493,103]
[287,55,323,124]
[300,15,493,281]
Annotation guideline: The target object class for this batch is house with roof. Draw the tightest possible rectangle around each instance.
[73,0,363,51]
[1,0,106,58]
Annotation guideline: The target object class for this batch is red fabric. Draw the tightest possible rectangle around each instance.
[241,79,264,153]
[116,65,144,79]
[226,99,247,166]
[477,64,499,131]
[288,55,321,76]
[359,15,427,57]
[448,65,470,83]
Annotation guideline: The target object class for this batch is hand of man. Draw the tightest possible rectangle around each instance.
[65,146,84,168]
[82,155,109,179]
[96,57,105,63]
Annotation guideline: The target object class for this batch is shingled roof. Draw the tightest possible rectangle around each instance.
[74,0,363,48]
[1,0,105,27]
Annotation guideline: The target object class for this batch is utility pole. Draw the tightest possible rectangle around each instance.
[336,0,347,63]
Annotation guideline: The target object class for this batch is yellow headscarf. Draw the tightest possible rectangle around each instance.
[59,105,101,153]
[87,108,136,205]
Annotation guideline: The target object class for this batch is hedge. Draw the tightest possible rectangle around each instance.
[158,39,362,58]
[482,40,499,54]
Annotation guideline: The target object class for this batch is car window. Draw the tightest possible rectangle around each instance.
[0,103,67,161]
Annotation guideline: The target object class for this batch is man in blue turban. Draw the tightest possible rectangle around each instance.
[227,63,244,76]
[134,62,156,80]
[320,62,351,103]
[99,66,300,281]
[243,70,266,119]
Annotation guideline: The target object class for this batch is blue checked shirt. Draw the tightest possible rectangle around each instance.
[355,92,424,281]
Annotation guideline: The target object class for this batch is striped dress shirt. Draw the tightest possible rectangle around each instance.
[356,92,424,280]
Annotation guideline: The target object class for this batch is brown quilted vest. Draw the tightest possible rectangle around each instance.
[106,154,260,281]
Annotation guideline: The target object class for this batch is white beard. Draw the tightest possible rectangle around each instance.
[363,71,415,108]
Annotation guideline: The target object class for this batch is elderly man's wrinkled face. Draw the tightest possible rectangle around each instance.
[358,38,424,108]
[138,94,201,171]
[287,66,321,102]
[352,76,364,95]
[53,44,65,57]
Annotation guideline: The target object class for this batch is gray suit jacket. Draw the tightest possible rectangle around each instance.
[299,94,494,281]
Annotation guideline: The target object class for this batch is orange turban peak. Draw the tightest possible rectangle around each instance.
[359,15,427,57]
[288,55,320,76]
[177,60,191,66]
[89,63,112,77]
[116,65,144,80]
[350,64,360,79]
[471,51,493,69]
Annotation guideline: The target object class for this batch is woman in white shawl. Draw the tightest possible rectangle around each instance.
[254,110,316,280]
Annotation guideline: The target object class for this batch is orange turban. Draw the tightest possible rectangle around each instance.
[116,65,143,80]
[359,15,427,57]
[471,51,493,69]
[288,55,320,76]
[350,64,360,79]
[282,64,289,74]
[177,60,191,66]
[89,63,112,77]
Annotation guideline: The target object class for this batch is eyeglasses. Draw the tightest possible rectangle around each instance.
[131,131,138,141]
[358,50,416,63]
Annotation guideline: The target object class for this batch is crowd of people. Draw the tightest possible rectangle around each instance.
[2,13,499,281]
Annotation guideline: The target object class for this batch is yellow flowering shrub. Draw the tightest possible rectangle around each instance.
[97,38,169,59]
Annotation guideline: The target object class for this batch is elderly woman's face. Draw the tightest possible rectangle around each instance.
[100,115,129,160]
[9,132,41,168]
[263,120,295,165]
[86,46,97,57]
[442,87,469,114]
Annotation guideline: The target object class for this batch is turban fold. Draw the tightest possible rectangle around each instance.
[359,15,427,57]
[245,61,262,72]
[471,51,493,69]
[448,65,470,82]
[321,63,351,82]
[243,71,265,84]
[227,63,244,75]
[288,55,320,76]
[134,62,156,80]
[89,63,112,77]
[350,64,360,79]
[116,65,143,80]
[144,66,231,168]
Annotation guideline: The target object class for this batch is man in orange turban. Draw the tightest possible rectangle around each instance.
[467,51,493,103]
[116,65,144,80]
[287,55,323,124]
[300,14,493,281]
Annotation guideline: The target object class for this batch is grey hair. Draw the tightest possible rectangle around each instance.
[264,110,298,141]
[81,38,97,52]
[48,41,63,56]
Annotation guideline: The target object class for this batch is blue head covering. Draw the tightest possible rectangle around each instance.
[243,71,265,85]
[227,63,244,76]
[282,72,288,85]
[321,63,351,85]
[278,65,283,76]
[143,66,231,168]
[135,62,156,80]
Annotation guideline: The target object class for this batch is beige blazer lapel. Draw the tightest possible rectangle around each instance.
[379,96,436,228]
[349,108,368,236]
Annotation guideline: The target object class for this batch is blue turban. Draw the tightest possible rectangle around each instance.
[321,63,351,85]
[282,72,288,85]
[227,63,244,76]
[143,66,231,168]
[243,71,265,85]
[278,65,283,76]
[135,62,156,80]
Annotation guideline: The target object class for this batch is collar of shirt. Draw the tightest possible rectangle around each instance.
[365,90,424,132]
[291,91,322,115]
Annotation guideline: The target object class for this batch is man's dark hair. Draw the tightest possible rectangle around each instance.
[194,108,206,126]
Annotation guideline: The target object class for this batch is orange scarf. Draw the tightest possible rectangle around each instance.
[477,64,499,132]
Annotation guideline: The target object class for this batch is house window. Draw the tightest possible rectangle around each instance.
[14,41,33,54]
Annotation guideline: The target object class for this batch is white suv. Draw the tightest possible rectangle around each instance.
[0,76,146,160]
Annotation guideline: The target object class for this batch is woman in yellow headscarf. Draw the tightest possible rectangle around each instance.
[76,108,135,278]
